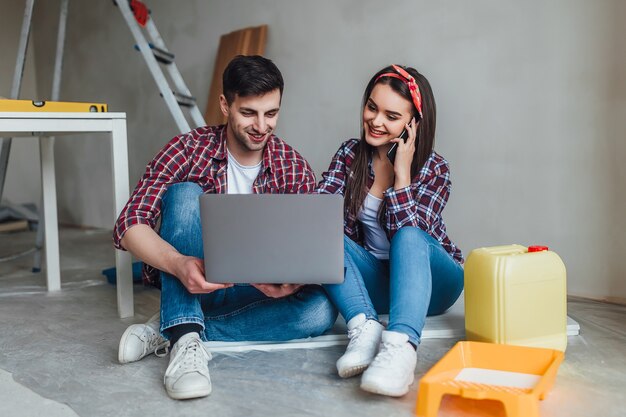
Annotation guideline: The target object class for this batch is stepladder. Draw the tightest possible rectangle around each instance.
[115,0,206,134]
[0,0,69,273]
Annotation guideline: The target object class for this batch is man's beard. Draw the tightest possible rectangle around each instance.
[233,128,270,151]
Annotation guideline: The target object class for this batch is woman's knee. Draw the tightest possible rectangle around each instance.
[391,226,432,249]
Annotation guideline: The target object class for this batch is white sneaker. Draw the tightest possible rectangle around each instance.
[360,330,417,397]
[164,332,212,400]
[336,313,384,378]
[118,312,169,364]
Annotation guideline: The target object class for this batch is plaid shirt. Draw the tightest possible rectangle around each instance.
[315,139,463,264]
[113,125,316,287]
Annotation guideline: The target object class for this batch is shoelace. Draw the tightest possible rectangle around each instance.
[172,337,212,374]
[371,341,402,366]
[346,326,364,348]
[140,326,170,357]
[154,343,170,358]
[347,321,377,350]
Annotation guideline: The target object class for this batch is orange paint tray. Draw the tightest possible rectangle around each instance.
[416,341,564,417]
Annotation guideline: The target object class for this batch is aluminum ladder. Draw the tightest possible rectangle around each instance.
[0,0,69,271]
[115,0,205,133]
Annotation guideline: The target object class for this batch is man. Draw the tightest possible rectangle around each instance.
[113,55,338,400]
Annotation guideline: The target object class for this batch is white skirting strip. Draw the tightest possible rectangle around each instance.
[203,296,580,353]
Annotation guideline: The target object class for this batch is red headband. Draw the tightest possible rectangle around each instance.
[374,64,423,119]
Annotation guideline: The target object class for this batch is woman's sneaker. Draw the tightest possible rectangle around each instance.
[336,313,384,378]
[164,332,212,400]
[118,312,169,364]
[360,330,417,397]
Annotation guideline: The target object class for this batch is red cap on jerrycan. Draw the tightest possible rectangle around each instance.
[528,245,549,252]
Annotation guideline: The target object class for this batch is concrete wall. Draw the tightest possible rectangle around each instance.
[2,0,625,301]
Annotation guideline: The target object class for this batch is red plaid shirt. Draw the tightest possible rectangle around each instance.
[315,139,463,264]
[113,125,316,287]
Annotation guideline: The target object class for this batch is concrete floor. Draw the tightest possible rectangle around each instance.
[0,227,624,417]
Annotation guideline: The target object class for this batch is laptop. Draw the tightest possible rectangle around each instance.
[199,194,344,284]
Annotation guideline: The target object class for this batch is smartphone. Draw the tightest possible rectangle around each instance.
[386,128,410,164]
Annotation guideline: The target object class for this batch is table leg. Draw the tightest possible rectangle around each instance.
[39,136,60,291]
[111,119,133,318]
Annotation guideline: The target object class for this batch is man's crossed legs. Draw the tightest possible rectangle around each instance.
[119,183,338,399]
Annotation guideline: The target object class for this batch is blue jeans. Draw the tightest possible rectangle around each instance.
[158,183,338,342]
[324,228,464,346]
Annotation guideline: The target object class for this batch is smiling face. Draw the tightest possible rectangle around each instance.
[220,89,281,161]
[362,83,414,149]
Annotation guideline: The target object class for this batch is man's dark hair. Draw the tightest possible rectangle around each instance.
[222,55,284,104]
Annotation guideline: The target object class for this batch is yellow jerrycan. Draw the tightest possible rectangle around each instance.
[464,244,567,351]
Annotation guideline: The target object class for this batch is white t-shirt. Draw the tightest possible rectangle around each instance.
[227,151,262,194]
[357,193,391,259]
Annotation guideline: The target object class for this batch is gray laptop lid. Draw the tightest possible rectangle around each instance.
[200,194,344,284]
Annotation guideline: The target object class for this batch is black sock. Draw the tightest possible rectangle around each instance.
[168,323,203,346]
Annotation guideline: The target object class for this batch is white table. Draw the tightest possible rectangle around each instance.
[0,112,133,318]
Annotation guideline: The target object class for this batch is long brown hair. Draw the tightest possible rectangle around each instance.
[344,65,437,225]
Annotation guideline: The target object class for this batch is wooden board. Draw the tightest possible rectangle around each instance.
[0,220,29,233]
[204,25,268,125]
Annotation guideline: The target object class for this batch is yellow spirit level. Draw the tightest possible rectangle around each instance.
[0,99,108,113]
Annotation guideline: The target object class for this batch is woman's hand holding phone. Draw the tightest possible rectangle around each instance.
[389,117,418,189]
[386,128,409,164]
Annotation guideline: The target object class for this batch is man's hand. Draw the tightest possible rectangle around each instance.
[173,255,233,294]
[120,225,232,293]
[252,284,303,298]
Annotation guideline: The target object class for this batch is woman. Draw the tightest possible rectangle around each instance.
[316,65,464,397]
